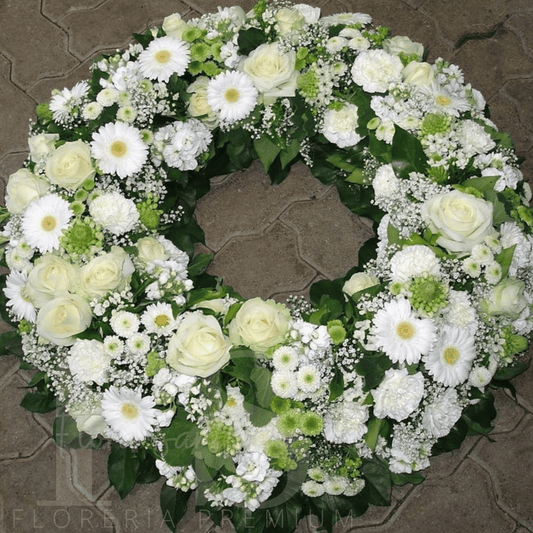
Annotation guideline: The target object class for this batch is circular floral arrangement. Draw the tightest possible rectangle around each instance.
[1,2,532,532]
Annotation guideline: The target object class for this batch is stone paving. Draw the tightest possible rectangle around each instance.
[1,0,533,532]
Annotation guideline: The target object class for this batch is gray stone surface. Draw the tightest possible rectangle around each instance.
[1,1,533,532]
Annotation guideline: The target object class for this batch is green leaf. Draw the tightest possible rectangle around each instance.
[0,330,22,357]
[279,138,300,169]
[391,471,425,486]
[254,135,281,173]
[136,451,161,484]
[251,365,274,409]
[307,493,368,532]
[354,353,393,392]
[391,126,427,176]
[160,484,191,532]
[364,417,389,451]
[161,412,197,467]
[237,27,268,55]
[328,367,344,402]
[495,245,516,278]
[108,443,140,499]
[493,359,530,381]
[188,253,213,278]
[464,175,499,193]
[20,388,57,413]
[225,350,256,382]
[360,458,392,506]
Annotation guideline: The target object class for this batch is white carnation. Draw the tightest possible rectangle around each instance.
[324,394,369,444]
[351,50,403,93]
[321,103,364,148]
[422,388,462,438]
[373,164,400,199]
[89,191,139,235]
[390,245,441,282]
[67,339,111,385]
[459,120,496,156]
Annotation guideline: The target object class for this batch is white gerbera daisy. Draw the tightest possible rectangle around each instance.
[21,194,72,253]
[421,82,470,117]
[49,81,89,122]
[3,270,36,322]
[142,302,177,336]
[321,12,372,26]
[272,345,299,371]
[101,386,158,442]
[206,71,258,123]
[138,36,190,83]
[110,310,140,338]
[373,298,436,364]
[424,325,477,387]
[90,122,148,178]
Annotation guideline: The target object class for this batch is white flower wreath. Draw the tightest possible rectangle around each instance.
[1,1,532,531]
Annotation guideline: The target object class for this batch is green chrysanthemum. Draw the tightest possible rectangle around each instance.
[190,41,211,63]
[205,419,241,456]
[137,196,163,230]
[420,113,453,137]
[300,412,324,436]
[297,68,319,99]
[145,350,166,377]
[277,409,302,437]
[60,217,103,256]
[271,395,291,414]
[409,275,448,316]
[327,319,347,345]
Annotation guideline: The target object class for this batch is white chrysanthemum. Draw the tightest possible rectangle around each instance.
[296,365,322,393]
[271,370,298,398]
[89,191,139,235]
[82,101,103,121]
[468,365,494,389]
[206,71,258,123]
[142,302,177,336]
[373,298,436,365]
[3,270,36,322]
[321,103,364,148]
[110,310,140,338]
[373,164,400,199]
[127,333,151,355]
[90,122,148,178]
[443,290,477,330]
[372,368,424,421]
[101,386,158,442]
[499,221,532,275]
[97,87,119,107]
[351,50,403,93]
[104,335,124,356]
[138,36,190,82]
[22,194,72,253]
[390,245,441,282]
[424,325,477,387]
[421,387,462,438]
[321,12,372,26]
[324,476,349,496]
[301,480,325,497]
[272,345,299,371]
[67,339,111,385]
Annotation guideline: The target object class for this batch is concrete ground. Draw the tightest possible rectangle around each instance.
[1,0,533,532]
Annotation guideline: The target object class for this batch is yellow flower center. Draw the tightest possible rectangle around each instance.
[224,88,240,103]
[111,140,127,158]
[443,346,460,365]
[121,402,139,420]
[154,314,169,328]
[436,95,451,107]
[396,321,415,340]
[155,50,171,64]
[41,215,57,232]
[227,397,237,408]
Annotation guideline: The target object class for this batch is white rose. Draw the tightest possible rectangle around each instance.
[45,140,96,190]
[67,339,111,385]
[382,36,424,60]
[293,4,321,23]
[275,7,305,34]
[242,43,298,99]
[373,368,425,421]
[402,61,435,87]
[28,133,59,162]
[25,254,78,308]
[5,168,50,215]
[136,236,169,263]
[186,77,218,128]
[482,277,528,319]
[321,103,364,148]
[351,50,403,93]
[422,388,462,438]
[228,297,291,353]
[162,13,188,39]
[78,247,134,299]
[69,401,107,438]
[36,293,93,346]
[421,190,495,254]
[89,191,139,235]
[166,311,231,377]
[342,272,378,297]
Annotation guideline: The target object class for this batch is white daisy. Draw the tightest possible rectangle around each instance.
[206,71,258,123]
[373,298,436,364]
[110,310,140,338]
[272,346,299,371]
[3,270,36,322]
[138,36,190,83]
[21,194,72,253]
[49,81,89,122]
[423,325,477,387]
[101,386,158,442]
[90,122,148,178]
[141,302,177,336]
